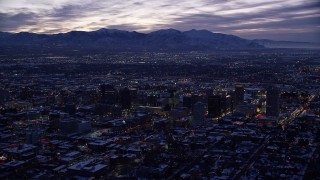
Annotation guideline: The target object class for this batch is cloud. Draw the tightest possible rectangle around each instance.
[49,4,84,20]
[106,24,149,31]
[0,12,39,31]
[0,0,319,41]
[163,0,320,41]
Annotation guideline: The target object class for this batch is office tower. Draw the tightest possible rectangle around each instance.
[99,84,117,104]
[59,119,78,134]
[206,89,213,96]
[221,94,232,114]
[266,86,280,117]
[65,103,76,115]
[168,89,179,108]
[192,94,201,106]
[26,128,40,145]
[0,89,10,105]
[120,87,131,109]
[147,94,160,107]
[208,95,222,118]
[193,101,205,125]
[129,88,137,104]
[215,91,232,115]
[59,119,91,134]
[77,121,92,134]
[19,86,33,100]
[169,89,177,98]
[49,112,61,129]
[228,91,235,112]
[183,96,192,108]
[234,84,244,106]
[99,84,107,103]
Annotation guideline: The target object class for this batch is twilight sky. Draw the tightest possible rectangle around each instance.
[0,0,319,42]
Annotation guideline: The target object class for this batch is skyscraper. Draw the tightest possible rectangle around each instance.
[183,96,192,108]
[26,128,40,145]
[120,87,131,109]
[0,89,10,105]
[208,95,222,118]
[266,86,280,117]
[193,101,205,125]
[99,84,117,104]
[221,94,232,115]
[234,84,244,106]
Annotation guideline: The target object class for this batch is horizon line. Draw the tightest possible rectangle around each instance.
[1,28,318,43]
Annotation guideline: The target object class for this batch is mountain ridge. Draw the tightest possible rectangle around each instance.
[3,28,317,50]
[0,28,266,51]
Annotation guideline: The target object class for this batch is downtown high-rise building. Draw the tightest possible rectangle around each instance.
[234,84,244,107]
[266,86,280,117]
[99,84,117,104]
[119,87,131,109]
[208,95,222,118]
[193,101,205,125]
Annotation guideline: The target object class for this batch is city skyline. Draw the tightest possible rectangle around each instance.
[0,0,319,42]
